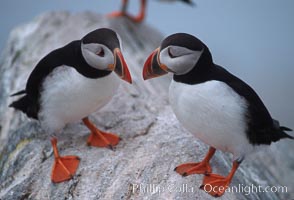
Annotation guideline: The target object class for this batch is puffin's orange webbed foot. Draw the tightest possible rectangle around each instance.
[87,131,121,149]
[200,174,230,197]
[128,14,145,23]
[175,161,212,176]
[175,147,216,176]
[107,11,126,18]
[50,138,80,183]
[108,12,144,23]
[200,161,240,197]
[51,156,80,183]
[83,117,121,149]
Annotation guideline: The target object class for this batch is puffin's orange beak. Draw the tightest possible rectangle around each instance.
[142,48,168,80]
[109,48,132,84]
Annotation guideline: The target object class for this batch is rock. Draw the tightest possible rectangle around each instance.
[0,11,292,200]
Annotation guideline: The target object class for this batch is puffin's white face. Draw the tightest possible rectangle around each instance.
[81,43,114,70]
[159,45,203,75]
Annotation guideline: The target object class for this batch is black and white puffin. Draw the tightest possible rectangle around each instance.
[142,33,293,197]
[108,0,195,23]
[10,28,132,183]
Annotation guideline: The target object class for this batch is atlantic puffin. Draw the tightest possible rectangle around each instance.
[108,0,195,23]
[142,33,293,197]
[10,28,132,183]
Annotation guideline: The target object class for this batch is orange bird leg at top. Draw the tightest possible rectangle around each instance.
[175,147,216,176]
[107,0,128,18]
[200,161,240,197]
[82,117,120,149]
[50,138,80,183]
[108,0,147,23]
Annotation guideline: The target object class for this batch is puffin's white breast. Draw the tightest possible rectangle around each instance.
[169,79,253,159]
[39,66,120,133]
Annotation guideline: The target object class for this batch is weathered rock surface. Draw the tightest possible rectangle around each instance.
[0,12,292,200]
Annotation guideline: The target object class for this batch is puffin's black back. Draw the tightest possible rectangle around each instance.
[10,40,111,119]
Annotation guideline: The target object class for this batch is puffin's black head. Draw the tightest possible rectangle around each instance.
[143,33,212,80]
[81,28,132,83]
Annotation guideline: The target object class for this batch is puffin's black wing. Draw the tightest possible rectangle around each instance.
[9,41,81,119]
[26,41,81,98]
[213,65,292,145]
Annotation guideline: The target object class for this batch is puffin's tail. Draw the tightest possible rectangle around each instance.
[273,119,293,140]
[10,90,26,97]
[9,94,29,113]
[279,126,293,139]
[9,91,38,119]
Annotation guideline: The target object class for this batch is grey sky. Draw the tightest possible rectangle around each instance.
[0,0,294,127]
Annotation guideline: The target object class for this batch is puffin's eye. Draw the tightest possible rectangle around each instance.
[168,48,176,58]
[96,48,105,57]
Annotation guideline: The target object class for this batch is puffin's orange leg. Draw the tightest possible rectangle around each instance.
[108,0,147,23]
[107,0,128,18]
[82,117,120,149]
[131,0,147,23]
[200,161,240,197]
[175,147,216,176]
[50,138,80,183]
